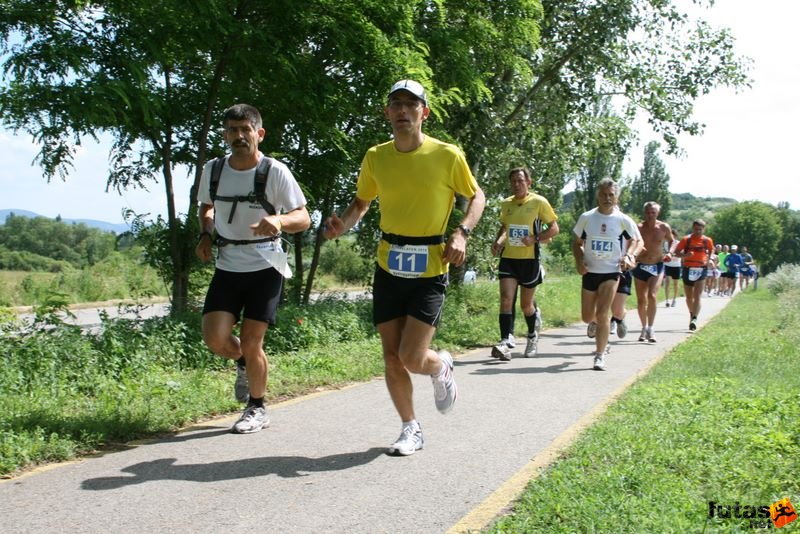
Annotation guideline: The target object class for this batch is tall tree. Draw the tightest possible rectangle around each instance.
[628,141,671,218]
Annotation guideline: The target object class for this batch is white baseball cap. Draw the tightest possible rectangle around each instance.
[388,79,427,106]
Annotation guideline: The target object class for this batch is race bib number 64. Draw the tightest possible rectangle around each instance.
[388,244,428,278]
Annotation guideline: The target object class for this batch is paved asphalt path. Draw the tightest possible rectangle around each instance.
[2,295,732,533]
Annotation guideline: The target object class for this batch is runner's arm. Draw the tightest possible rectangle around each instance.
[196,202,215,262]
[322,197,371,240]
[444,186,486,266]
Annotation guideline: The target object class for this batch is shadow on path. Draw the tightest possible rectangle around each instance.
[82,447,385,490]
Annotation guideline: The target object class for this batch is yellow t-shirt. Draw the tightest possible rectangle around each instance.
[499,192,558,260]
[356,136,479,277]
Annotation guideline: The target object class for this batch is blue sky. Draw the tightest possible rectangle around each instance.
[1,0,798,225]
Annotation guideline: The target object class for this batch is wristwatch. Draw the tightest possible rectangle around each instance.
[457,224,472,237]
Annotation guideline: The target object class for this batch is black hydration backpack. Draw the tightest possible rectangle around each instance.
[209,155,277,246]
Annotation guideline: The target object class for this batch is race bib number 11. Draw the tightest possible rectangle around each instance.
[388,244,428,278]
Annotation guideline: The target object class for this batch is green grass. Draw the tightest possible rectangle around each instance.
[488,288,800,533]
[0,277,581,476]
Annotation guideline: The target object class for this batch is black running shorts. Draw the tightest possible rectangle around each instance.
[202,267,283,325]
[372,264,448,326]
[498,257,544,289]
[582,272,621,292]
[616,270,632,295]
[664,265,681,280]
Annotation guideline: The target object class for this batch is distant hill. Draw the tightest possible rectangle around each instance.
[0,209,130,234]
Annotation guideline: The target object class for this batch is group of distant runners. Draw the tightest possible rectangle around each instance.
[192,80,756,457]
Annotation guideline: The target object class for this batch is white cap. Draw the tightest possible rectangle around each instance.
[731,245,738,250]
[388,79,427,106]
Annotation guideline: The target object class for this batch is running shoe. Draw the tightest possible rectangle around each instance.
[592,351,606,371]
[609,320,617,337]
[524,333,538,358]
[432,350,457,413]
[665,301,670,307]
[505,334,516,349]
[647,327,656,343]
[689,317,697,331]
[617,319,628,339]
[232,405,269,434]
[534,308,543,335]
[587,321,597,338]
[388,424,424,456]
[638,327,647,342]
[491,342,512,361]
[234,363,249,403]
[671,299,677,307]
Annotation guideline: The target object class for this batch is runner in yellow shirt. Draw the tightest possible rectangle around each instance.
[490,167,559,360]
[323,80,486,456]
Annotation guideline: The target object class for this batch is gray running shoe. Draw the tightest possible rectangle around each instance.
[617,319,628,339]
[232,405,269,434]
[432,350,457,413]
[524,334,538,358]
[587,321,597,338]
[388,425,424,456]
[534,308,543,335]
[592,351,606,371]
[234,364,249,403]
[491,343,512,361]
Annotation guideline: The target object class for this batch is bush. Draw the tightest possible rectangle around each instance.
[764,263,800,296]
[318,239,372,284]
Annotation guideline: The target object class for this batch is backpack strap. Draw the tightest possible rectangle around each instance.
[209,155,276,225]
[253,157,276,216]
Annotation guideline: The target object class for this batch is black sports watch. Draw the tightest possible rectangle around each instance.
[457,224,472,237]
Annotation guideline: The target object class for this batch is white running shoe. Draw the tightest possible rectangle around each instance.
[638,327,647,342]
[617,319,628,339]
[592,351,606,371]
[432,350,457,413]
[534,308,543,335]
[647,327,656,343]
[232,405,269,434]
[491,342,512,361]
[671,299,677,307]
[234,364,249,403]
[587,321,597,338]
[524,334,538,358]
[505,334,516,349]
[609,321,617,336]
[388,424,424,456]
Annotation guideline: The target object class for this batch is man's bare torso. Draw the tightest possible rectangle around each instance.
[638,220,671,264]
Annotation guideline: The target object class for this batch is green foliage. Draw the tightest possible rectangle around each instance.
[0,248,164,306]
[0,213,116,269]
[490,290,800,533]
[318,238,372,285]
[626,141,672,219]
[708,201,783,273]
